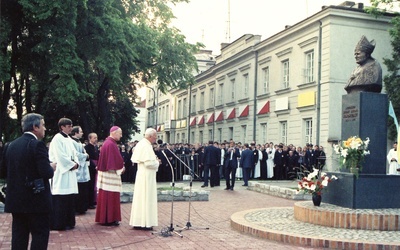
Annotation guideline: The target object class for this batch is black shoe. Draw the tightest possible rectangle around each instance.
[242,184,248,186]
[201,185,207,188]
[230,187,234,191]
[224,187,230,190]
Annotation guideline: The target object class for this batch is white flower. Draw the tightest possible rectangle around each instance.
[364,150,370,155]
[364,137,370,147]
[310,184,316,191]
[331,175,338,180]
[334,144,341,154]
[321,179,328,186]
[341,148,348,158]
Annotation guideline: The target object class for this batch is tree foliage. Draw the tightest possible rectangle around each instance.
[0,0,201,143]
[366,0,400,140]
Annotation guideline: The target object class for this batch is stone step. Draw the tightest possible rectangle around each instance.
[231,206,400,249]
[294,201,400,231]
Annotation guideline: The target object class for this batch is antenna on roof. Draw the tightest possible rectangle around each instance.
[225,0,231,43]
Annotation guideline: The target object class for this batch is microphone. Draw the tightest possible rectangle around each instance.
[157,139,167,147]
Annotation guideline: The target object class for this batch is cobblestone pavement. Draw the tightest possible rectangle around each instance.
[0,180,320,250]
[242,207,400,243]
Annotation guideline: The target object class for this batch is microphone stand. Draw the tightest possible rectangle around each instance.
[152,149,183,238]
[165,148,209,232]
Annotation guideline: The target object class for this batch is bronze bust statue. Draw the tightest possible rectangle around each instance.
[344,36,382,94]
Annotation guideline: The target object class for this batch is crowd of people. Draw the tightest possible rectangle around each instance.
[149,140,327,189]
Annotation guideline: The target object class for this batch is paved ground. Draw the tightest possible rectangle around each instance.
[0,180,322,250]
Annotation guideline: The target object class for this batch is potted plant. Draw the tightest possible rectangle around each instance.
[333,136,370,177]
[297,168,337,206]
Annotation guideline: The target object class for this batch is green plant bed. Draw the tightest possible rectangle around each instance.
[157,186,183,191]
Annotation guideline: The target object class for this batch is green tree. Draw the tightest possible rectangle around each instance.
[0,0,201,143]
[366,0,400,140]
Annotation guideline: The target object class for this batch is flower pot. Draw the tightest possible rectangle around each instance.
[312,193,322,206]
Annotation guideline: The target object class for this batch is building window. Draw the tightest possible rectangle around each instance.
[148,111,151,126]
[218,83,224,105]
[218,128,222,142]
[183,98,187,117]
[199,130,203,144]
[305,119,313,144]
[191,94,196,113]
[243,74,249,98]
[191,131,195,144]
[229,127,233,141]
[210,88,215,108]
[241,125,247,144]
[282,60,290,89]
[177,100,182,119]
[182,133,186,143]
[261,123,267,143]
[200,92,205,110]
[177,133,180,143]
[305,51,314,83]
[262,67,269,94]
[230,78,235,100]
[166,105,169,120]
[208,129,213,141]
[280,121,288,145]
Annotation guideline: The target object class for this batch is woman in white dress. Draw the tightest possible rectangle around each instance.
[266,143,275,179]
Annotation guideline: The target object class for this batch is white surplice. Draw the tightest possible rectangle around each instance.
[129,138,159,227]
[387,148,399,175]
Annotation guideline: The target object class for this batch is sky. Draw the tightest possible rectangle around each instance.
[170,0,373,54]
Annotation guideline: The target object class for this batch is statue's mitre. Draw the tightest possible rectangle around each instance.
[355,35,376,54]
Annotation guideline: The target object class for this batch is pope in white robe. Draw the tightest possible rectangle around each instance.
[129,128,160,229]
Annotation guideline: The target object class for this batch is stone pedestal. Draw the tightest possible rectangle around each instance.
[324,92,400,209]
[341,92,387,174]
[323,172,400,209]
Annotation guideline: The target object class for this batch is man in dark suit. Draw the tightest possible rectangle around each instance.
[201,141,220,188]
[0,113,55,250]
[224,141,240,190]
[240,143,254,186]
[274,145,285,180]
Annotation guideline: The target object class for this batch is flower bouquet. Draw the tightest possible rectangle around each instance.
[297,168,337,196]
[334,136,370,176]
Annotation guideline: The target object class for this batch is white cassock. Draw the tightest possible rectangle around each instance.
[49,133,78,194]
[387,148,399,175]
[254,149,262,178]
[129,138,159,227]
[267,148,275,178]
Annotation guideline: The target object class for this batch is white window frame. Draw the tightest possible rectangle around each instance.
[261,123,267,143]
[280,121,288,145]
[243,74,249,98]
[200,92,205,110]
[282,60,290,89]
[305,51,314,83]
[210,88,215,108]
[262,67,270,94]
[218,83,224,105]
[191,94,196,113]
[304,119,313,144]
[230,78,235,100]
[241,125,247,144]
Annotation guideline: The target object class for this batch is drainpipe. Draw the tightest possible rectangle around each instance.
[316,21,322,146]
[253,50,258,142]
